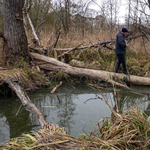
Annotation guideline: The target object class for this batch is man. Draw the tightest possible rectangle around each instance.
[115,27,129,74]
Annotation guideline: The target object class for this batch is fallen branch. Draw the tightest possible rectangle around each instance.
[15,104,23,117]
[27,13,41,46]
[47,30,61,56]
[51,81,62,93]
[58,44,83,58]
[88,83,104,89]
[54,41,114,52]
[5,79,48,128]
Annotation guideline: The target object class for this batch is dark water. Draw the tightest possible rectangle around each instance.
[1,83,150,144]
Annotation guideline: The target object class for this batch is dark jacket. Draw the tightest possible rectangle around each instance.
[115,32,126,54]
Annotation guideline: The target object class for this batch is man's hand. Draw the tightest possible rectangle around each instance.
[126,44,129,47]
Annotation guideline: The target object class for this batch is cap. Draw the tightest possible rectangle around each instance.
[122,28,128,32]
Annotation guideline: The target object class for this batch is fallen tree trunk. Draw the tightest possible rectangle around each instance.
[5,79,48,128]
[30,52,150,86]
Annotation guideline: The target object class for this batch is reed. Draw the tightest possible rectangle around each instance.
[84,106,150,149]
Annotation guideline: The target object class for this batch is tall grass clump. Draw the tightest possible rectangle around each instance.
[83,107,150,149]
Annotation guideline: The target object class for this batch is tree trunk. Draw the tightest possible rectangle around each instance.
[30,52,150,87]
[4,0,30,65]
[148,0,150,9]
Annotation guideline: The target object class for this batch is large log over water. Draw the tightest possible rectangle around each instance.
[30,52,150,87]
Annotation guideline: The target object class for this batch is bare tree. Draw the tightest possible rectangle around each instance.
[127,0,131,29]
[29,0,52,29]
[127,0,150,26]
[101,0,120,38]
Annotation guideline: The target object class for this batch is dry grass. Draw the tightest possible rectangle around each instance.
[0,66,50,91]
[28,26,116,48]
[0,123,82,150]
[85,107,150,150]
[24,25,150,77]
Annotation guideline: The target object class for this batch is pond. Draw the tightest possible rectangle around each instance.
[0,83,150,144]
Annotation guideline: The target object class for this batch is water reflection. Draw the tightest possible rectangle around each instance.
[31,93,77,134]
[0,97,34,143]
[56,94,76,134]
[30,93,78,135]
[1,84,150,144]
[115,90,150,113]
[29,87,112,136]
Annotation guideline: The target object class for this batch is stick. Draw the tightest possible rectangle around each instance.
[27,13,41,46]
[47,30,61,56]
[15,105,23,116]
[51,81,62,93]
[53,30,61,48]
[58,44,82,58]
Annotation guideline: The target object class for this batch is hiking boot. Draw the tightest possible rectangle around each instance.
[115,71,121,73]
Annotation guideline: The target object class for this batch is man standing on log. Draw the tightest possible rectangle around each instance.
[115,28,129,74]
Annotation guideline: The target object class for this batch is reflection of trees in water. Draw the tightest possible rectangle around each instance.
[111,90,150,115]
[96,90,150,116]
[0,97,32,142]
[96,90,150,120]
[30,92,77,134]
[56,94,76,134]
[143,95,150,116]
[29,93,48,131]
[0,117,9,143]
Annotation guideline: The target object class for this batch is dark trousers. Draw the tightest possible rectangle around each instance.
[115,54,127,74]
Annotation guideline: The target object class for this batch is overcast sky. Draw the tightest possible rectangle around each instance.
[89,0,128,23]
[52,0,130,23]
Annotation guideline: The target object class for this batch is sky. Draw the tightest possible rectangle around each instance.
[89,0,128,23]
[52,0,129,24]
